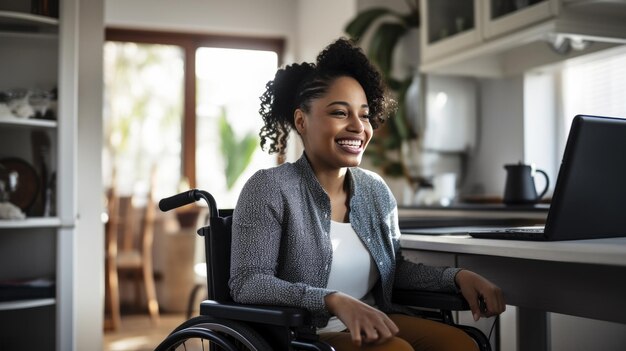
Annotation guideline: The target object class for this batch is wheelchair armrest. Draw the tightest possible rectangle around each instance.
[392,289,470,311]
[200,300,311,327]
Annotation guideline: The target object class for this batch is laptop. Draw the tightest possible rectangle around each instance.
[469,114,626,241]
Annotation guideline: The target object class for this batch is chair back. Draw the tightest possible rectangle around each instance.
[201,210,234,303]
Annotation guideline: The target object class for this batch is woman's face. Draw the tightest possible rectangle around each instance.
[295,76,373,172]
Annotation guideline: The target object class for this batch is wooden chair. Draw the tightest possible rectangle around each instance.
[105,180,160,330]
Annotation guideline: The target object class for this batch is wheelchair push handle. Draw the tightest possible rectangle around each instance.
[158,189,219,218]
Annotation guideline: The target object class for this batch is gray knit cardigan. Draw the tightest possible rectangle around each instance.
[229,154,461,327]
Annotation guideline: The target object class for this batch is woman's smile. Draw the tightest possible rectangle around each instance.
[336,138,364,154]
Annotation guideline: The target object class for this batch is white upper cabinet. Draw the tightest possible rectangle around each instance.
[420,0,626,77]
[421,0,482,62]
[483,0,559,39]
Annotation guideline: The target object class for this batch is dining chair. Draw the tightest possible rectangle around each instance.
[104,175,160,330]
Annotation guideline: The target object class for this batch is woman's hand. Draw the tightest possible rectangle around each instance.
[455,270,506,321]
[324,292,399,346]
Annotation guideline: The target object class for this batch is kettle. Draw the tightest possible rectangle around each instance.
[503,162,549,205]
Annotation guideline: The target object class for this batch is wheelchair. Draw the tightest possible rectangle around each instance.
[154,189,492,351]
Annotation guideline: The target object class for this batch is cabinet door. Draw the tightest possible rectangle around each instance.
[421,0,482,62]
[483,0,559,39]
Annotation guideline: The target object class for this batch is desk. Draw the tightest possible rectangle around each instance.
[400,233,626,350]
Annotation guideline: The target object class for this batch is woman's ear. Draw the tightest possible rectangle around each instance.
[294,109,306,135]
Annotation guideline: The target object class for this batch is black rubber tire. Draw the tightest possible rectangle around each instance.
[155,315,272,351]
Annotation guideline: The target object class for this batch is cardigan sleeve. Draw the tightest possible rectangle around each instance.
[385,195,461,292]
[228,169,337,319]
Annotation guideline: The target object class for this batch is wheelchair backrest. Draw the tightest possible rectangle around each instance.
[201,213,235,303]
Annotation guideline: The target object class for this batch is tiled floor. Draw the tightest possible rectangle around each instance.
[103,313,186,351]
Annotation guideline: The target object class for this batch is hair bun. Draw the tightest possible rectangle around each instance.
[316,37,366,73]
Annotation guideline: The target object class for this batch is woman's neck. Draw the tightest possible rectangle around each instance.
[315,168,347,198]
[309,163,351,222]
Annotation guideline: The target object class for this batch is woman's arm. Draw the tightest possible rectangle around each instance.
[228,170,336,315]
[387,206,461,292]
[387,202,506,320]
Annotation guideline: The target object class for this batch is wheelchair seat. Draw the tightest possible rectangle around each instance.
[154,189,492,351]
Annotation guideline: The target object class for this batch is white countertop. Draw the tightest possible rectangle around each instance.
[400,232,626,267]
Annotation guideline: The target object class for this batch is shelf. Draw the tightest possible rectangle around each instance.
[0,116,57,129]
[0,10,58,36]
[0,217,62,229]
[0,10,58,26]
[0,298,55,311]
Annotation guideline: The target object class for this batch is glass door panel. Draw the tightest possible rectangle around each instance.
[490,0,547,20]
[426,0,475,44]
[103,42,184,199]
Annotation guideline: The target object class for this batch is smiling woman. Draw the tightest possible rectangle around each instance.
[228,38,502,351]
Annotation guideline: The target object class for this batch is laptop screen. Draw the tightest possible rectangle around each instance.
[545,115,626,240]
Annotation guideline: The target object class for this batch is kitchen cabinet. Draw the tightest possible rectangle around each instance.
[483,0,559,39]
[419,0,626,77]
[0,3,76,350]
[420,0,482,63]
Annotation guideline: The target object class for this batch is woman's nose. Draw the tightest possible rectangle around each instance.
[347,113,365,132]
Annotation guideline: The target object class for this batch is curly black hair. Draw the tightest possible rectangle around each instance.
[258,37,394,155]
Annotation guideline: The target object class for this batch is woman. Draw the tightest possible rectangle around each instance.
[229,38,505,351]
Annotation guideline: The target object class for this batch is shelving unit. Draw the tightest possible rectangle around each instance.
[0,3,73,350]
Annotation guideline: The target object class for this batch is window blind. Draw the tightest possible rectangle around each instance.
[562,47,626,140]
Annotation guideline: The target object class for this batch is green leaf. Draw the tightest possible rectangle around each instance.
[368,22,407,78]
[218,110,258,189]
[387,77,403,91]
[383,161,405,177]
[226,136,257,189]
[401,9,420,28]
[390,76,416,141]
[344,8,393,42]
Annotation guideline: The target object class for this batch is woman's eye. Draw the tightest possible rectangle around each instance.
[360,114,370,120]
[331,110,348,117]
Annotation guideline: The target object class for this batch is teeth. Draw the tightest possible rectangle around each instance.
[337,140,361,147]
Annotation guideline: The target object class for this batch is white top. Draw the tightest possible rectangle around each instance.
[318,221,379,333]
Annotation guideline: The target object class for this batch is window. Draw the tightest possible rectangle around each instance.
[104,29,284,205]
[561,46,626,149]
[195,47,278,207]
[103,42,184,199]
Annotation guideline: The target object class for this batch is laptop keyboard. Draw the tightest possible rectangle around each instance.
[469,227,545,240]
[503,228,544,233]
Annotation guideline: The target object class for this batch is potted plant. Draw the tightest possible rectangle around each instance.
[345,0,421,181]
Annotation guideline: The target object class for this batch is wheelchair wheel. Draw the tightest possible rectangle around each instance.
[155,315,272,351]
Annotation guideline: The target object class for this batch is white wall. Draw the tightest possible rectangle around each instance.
[105,0,297,36]
[296,0,357,62]
[462,76,525,197]
[106,0,298,61]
